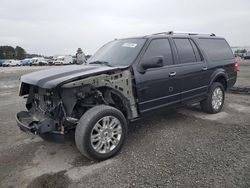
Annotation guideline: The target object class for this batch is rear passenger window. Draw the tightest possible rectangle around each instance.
[173,38,196,64]
[198,38,233,61]
[142,39,173,66]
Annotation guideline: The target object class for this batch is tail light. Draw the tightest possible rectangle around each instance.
[234,60,239,72]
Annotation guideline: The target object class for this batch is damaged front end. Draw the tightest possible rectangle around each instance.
[16,84,73,141]
[16,68,138,142]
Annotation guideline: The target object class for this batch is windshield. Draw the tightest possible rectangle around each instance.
[88,38,146,66]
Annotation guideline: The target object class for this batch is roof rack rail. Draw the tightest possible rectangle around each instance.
[149,31,216,37]
[150,32,169,36]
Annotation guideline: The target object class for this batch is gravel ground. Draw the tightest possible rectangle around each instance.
[0,62,249,188]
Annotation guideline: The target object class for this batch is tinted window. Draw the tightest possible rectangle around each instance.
[174,38,196,64]
[142,39,173,66]
[198,38,233,61]
[88,38,146,66]
[190,40,202,61]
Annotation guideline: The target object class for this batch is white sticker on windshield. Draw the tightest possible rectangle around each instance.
[122,43,137,48]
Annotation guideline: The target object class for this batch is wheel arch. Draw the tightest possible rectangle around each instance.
[209,70,228,90]
[101,86,134,120]
[69,86,134,120]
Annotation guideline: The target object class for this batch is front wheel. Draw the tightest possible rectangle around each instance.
[200,82,225,114]
[75,105,127,160]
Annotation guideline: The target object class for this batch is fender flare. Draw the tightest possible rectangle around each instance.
[209,69,228,89]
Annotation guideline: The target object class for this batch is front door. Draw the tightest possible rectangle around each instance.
[134,38,181,113]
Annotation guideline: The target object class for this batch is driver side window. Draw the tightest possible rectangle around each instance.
[142,39,173,66]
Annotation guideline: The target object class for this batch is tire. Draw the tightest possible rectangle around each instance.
[75,105,127,160]
[200,82,225,114]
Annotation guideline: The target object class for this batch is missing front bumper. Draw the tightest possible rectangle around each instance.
[16,111,55,134]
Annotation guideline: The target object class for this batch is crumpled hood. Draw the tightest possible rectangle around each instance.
[21,65,120,89]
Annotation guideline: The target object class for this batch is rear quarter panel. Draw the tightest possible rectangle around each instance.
[193,37,237,89]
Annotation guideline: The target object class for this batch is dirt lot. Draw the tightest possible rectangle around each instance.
[0,62,250,188]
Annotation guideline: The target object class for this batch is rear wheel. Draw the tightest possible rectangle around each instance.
[75,105,127,160]
[200,82,225,114]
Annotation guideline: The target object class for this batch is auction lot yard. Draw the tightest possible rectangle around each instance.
[0,62,250,187]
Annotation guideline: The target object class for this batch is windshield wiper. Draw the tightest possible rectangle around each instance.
[89,61,113,67]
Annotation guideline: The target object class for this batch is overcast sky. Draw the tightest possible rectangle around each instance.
[0,0,249,56]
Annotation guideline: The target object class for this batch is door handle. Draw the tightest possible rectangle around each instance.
[202,67,208,71]
[169,72,176,77]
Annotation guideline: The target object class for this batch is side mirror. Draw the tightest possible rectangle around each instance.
[139,56,164,73]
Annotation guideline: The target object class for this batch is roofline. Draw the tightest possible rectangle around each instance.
[115,31,220,40]
[145,31,216,37]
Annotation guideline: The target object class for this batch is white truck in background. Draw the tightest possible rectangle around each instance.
[54,55,73,65]
[31,57,48,66]
[2,60,21,66]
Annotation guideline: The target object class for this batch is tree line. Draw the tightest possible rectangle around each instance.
[0,46,91,61]
[0,46,26,60]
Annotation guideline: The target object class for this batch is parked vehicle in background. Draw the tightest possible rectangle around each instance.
[31,57,48,66]
[0,59,5,66]
[2,60,21,66]
[47,58,55,65]
[234,49,246,58]
[72,57,77,64]
[20,59,33,66]
[243,52,250,59]
[54,55,73,65]
[16,31,237,160]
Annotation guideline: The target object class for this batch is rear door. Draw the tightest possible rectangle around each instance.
[171,37,209,102]
[134,38,182,113]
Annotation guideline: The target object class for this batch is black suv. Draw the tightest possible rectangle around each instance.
[16,31,237,160]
